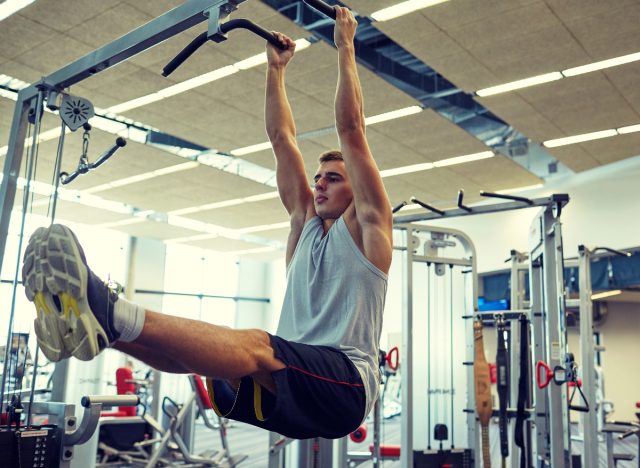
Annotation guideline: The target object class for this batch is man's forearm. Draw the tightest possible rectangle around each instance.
[265,65,296,142]
[335,45,365,134]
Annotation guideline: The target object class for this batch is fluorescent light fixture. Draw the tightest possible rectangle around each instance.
[433,151,494,167]
[152,161,199,176]
[476,72,563,97]
[230,141,272,156]
[90,116,128,134]
[591,290,622,300]
[229,246,279,256]
[165,233,219,244]
[563,52,640,77]
[0,0,35,21]
[543,129,617,148]
[496,183,544,194]
[166,215,208,232]
[107,94,164,114]
[85,162,198,194]
[371,0,449,22]
[380,162,434,178]
[618,124,640,134]
[234,53,268,70]
[98,218,146,229]
[158,65,238,97]
[0,88,18,100]
[365,106,422,125]
[237,221,289,233]
[294,38,312,51]
[243,191,279,202]
[168,191,279,216]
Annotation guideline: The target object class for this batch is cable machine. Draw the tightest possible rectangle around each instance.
[393,191,571,467]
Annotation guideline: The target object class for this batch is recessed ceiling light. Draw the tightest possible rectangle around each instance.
[543,129,618,148]
[371,0,449,22]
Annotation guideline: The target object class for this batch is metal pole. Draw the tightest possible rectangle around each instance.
[0,92,31,274]
[578,246,598,468]
[539,207,571,466]
[509,252,528,468]
[529,212,550,466]
[401,226,414,468]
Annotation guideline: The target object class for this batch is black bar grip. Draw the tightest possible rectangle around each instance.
[480,191,534,205]
[162,31,208,77]
[569,404,589,413]
[92,137,126,169]
[457,189,472,212]
[219,19,286,50]
[594,246,632,257]
[410,197,445,216]
[392,201,407,214]
[60,170,80,185]
[303,0,337,19]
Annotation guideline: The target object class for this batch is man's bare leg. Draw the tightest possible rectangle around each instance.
[114,311,285,393]
[22,224,284,393]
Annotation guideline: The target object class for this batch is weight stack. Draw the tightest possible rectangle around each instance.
[0,425,62,468]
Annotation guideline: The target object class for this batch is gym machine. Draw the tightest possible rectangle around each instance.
[566,246,635,467]
[393,220,477,468]
[393,190,572,467]
[1,393,138,468]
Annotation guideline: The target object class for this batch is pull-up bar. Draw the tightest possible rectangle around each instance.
[162,0,337,76]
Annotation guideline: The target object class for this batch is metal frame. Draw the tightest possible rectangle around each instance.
[396,223,478,467]
[0,0,235,275]
[574,246,602,468]
[528,202,572,467]
[393,195,569,225]
[508,250,533,468]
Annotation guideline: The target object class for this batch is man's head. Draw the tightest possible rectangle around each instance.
[313,150,353,220]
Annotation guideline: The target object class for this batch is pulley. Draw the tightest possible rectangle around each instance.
[59,94,94,131]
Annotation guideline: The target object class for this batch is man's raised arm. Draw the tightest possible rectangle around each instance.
[333,8,392,272]
[265,33,315,263]
[265,33,313,214]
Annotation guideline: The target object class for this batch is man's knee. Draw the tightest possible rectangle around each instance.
[244,329,285,373]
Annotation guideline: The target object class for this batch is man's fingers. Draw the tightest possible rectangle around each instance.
[272,31,295,50]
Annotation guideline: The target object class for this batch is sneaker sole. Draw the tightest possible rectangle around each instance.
[23,225,109,361]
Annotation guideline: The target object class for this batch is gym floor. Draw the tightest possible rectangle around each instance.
[192,417,638,467]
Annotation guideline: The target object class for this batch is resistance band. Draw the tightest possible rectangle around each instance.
[474,319,492,468]
[496,315,509,467]
[514,314,530,468]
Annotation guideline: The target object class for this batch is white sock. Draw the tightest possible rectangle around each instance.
[113,297,146,342]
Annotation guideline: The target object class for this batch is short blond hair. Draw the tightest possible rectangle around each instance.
[318,150,343,164]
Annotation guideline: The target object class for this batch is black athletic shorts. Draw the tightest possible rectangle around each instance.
[205,334,366,439]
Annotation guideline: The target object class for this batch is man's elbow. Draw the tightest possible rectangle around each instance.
[336,118,365,137]
[268,131,296,148]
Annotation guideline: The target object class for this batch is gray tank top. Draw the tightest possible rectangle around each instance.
[276,216,388,419]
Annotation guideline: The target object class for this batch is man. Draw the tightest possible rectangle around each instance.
[22,7,392,439]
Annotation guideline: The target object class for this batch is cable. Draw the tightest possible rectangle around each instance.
[449,264,455,448]
[427,262,432,450]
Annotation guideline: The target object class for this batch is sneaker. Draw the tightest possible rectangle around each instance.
[22,224,120,362]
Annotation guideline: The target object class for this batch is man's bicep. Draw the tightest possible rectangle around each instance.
[339,132,390,218]
[273,139,314,216]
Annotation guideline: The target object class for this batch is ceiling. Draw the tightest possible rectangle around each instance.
[1,0,639,258]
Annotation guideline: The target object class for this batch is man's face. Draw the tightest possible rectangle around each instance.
[313,160,353,220]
